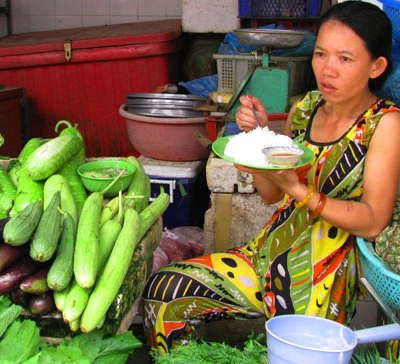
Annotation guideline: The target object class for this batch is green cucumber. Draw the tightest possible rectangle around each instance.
[62,279,93,323]
[99,195,122,228]
[138,187,170,241]
[58,159,87,219]
[55,120,86,167]
[9,139,46,217]
[44,174,78,226]
[54,286,71,312]
[18,138,44,165]
[74,168,128,290]
[6,160,21,188]
[30,191,63,262]
[98,219,122,266]
[126,156,150,213]
[47,210,76,291]
[80,208,140,333]
[63,214,121,323]
[25,133,82,181]
[0,165,17,215]
[9,165,45,217]
[3,200,43,246]
[69,318,81,332]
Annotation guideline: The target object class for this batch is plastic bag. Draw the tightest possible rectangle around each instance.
[151,246,171,275]
[171,226,205,257]
[178,74,219,97]
[159,231,193,262]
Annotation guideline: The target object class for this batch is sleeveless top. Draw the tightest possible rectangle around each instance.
[238,90,400,324]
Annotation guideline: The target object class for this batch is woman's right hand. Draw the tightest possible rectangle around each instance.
[236,94,268,132]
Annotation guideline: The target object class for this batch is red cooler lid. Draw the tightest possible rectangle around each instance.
[0,20,182,56]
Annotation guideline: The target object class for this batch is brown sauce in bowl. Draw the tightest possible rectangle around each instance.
[272,153,298,157]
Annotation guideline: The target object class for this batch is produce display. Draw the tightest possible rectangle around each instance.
[0,294,142,363]
[375,195,400,273]
[0,123,170,336]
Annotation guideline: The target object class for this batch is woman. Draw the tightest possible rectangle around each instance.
[142,1,400,354]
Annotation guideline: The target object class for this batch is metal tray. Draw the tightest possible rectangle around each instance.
[126,93,207,101]
[234,28,306,49]
[125,99,206,107]
[126,107,204,118]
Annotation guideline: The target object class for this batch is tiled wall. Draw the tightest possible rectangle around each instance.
[0,0,182,37]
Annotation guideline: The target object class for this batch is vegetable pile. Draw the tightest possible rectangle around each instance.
[150,334,268,364]
[375,195,400,273]
[0,121,170,334]
[0,294,142,363]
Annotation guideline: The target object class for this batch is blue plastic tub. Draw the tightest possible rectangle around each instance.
[356,236,400,311]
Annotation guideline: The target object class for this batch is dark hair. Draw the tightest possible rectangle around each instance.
[316,1,393,91]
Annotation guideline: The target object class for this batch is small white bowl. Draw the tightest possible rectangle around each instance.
[262,146,305,167]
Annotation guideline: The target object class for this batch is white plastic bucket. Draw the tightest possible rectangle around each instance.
[266,315,400,364]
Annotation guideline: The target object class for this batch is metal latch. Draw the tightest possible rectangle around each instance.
[64,39,72,61]
[149,179,176,203]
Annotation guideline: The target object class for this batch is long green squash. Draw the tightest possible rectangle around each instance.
[9,138,47,216]
[62,215,122,323]
[0,164,17,215]
[3,199,43,246]
[9,165,45,217]
[58,159,87,219]
[138,187,170,241]
[55,120,86,167]
[73,168,127,290]
[44,174,78,226]
[30,191,63,262]
[25,133,82,181]
[126,156,150,213]
[47,209,76,291]
[80,208,140,333]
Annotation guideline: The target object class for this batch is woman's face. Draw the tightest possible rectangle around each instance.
[312,19,379,103]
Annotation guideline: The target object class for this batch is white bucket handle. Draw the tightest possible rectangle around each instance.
[355,323,400,345]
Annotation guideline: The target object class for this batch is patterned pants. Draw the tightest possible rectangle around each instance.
[142,250,265,354]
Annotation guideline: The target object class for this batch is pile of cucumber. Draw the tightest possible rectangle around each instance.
[0,121,170,333]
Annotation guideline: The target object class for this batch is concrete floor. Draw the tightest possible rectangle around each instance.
[126,297,385,363]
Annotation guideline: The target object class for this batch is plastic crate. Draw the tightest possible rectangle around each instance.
[213,54,312,96]
[379,0,400,42]
[239,0,322,18]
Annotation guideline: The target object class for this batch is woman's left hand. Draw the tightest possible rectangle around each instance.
[235,163,300,193]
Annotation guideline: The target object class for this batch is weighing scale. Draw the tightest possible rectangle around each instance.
[225,28,306,118]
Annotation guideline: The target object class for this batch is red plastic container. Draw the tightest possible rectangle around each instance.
[0,20,186,157]
[119,104,210,161]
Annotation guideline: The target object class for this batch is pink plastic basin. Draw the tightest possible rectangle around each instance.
[119,104,211,161]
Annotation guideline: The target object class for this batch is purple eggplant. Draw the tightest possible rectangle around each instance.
[0,256,43,295]
[11,288,30,307]
[0,242,30,273]
[29,291,56,315]
[20,267,50,295]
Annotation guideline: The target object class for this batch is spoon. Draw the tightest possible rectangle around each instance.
[246,92,260,127]
[251,106,261,128]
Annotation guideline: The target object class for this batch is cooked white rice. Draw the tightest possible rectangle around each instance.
[224,126,295,167]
